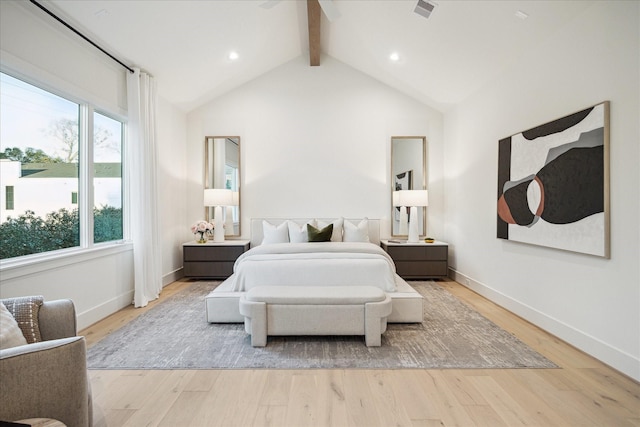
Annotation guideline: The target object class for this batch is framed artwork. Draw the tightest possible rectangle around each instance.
[497,101,610,258]
[394,170,412,221]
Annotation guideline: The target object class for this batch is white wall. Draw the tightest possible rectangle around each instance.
[1,247,135,330]
[443,1,639,380]
[187,55,444,240]
[157,96,189,285]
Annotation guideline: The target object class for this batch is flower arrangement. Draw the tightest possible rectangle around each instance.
[191,220,214,243]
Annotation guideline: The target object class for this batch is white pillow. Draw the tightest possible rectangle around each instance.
[261,220,289,244]
[0,302,28,350]
[343,218,370,242]
[317,218,344,242]
[287,220,317,243]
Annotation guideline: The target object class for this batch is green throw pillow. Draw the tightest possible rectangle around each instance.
[307,223,333,242]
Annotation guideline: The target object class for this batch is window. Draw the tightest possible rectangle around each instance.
[5,186,14,210]
[0,72,125,260]
[93,112,123,244]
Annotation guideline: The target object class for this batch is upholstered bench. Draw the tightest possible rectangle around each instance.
[238,285,392,347]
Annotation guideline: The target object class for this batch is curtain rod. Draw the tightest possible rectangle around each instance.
[29,0,135,74]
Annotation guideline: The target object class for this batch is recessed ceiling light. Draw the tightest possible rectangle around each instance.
[228,51,239,61]
[389,52,400,62]
[515,10,529,20]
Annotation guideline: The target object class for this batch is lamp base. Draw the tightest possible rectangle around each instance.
[399,206,408,236]
[213,206,225,242]
[407,206,419,243]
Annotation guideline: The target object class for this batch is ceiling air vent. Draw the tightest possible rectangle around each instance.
[414,0,436,19]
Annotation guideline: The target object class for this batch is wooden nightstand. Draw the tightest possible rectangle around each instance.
[381,240,449,279]
[183,240,250,279]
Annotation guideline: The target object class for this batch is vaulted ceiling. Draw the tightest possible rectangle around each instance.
[46,0,594,112]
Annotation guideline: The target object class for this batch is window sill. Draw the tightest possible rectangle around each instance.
[0,241,134,281]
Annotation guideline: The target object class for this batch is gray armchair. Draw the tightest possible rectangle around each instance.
[0,298,92,427]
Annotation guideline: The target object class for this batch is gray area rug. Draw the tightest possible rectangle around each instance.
[87,281,557,369]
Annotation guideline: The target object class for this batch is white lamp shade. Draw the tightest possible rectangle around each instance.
[396,189,428,207]
[204,188,233,206]
[232,191,240,206]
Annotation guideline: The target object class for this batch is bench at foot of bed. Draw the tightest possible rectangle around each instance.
[205,275,424,324]
[238,285,392,347]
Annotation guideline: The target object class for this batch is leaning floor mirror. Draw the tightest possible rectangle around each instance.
[391,136,427,238]
[204,136,241,237]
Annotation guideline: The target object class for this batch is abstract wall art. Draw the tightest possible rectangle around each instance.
[497,101,610,258]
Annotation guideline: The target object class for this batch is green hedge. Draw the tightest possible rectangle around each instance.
[0,206,122,259]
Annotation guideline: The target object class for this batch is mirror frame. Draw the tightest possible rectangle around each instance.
[391,136,427,238]
[204,136,241,237]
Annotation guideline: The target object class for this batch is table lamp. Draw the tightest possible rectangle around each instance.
[204,188,233,242]
[396,190,428,243]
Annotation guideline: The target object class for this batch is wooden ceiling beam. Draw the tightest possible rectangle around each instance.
[307,0,321,66]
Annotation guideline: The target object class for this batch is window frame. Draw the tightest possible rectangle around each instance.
[0,69,130,269]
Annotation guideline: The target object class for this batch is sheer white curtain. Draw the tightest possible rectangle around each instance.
[127,68,162,307]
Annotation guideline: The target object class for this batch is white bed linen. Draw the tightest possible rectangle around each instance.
[230,242,397,292]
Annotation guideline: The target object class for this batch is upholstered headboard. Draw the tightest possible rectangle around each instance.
[250,218,380,248]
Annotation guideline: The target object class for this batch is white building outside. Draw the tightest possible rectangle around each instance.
[0,159,121,221]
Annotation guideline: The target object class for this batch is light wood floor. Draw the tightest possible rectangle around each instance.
[81,279,640,427]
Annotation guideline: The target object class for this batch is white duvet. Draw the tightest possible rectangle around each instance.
[229,242,397,292]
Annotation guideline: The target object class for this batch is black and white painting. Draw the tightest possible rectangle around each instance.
[497,102,610,258]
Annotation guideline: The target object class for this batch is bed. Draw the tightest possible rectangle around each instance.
[205,218,424,323]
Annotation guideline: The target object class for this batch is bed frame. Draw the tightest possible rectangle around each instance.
[204,218,424,323]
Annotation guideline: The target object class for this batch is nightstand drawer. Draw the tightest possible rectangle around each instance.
[184,245,246,261]
[395,261,448,278]
[386,245,447,261]
[184,261,235,278]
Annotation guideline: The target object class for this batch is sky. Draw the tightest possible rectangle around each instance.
[1,72,122,162]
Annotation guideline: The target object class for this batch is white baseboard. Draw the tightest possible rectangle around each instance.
[163,267,184,287]
[449,269,640,382]
[76,269,183,331]
[76,290,134,331]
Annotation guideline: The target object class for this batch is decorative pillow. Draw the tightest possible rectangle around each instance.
[343,218,370,242]
[0,302,28,349]
[262,220,289,244]
[1,296,44,344]
[316,218,344,242]
[307,224,333,242]
[287,220,317,243]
